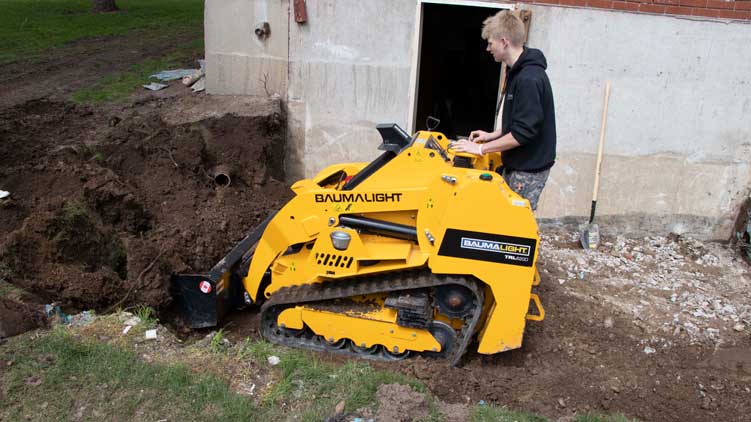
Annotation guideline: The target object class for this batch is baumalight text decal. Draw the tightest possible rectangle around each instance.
[460,237,531,256]
[314,193,403,203]
[438,229,537,267]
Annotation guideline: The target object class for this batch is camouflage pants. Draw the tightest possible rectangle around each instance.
[502,169,551,211]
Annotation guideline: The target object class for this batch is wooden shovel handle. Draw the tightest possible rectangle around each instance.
[592,81,611,202]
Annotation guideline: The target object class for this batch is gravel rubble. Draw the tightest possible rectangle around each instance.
[539,230,751,345]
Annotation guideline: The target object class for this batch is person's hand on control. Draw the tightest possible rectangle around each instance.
[468,130,491,143]
[451,139,483,156]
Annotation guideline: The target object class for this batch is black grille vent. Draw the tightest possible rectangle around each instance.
[315,253,354,268]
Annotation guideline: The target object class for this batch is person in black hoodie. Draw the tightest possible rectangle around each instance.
[452,10,556,211]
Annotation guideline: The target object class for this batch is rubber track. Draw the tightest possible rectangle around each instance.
[260,270,484,366]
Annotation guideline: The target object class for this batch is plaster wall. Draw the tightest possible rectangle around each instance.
[205,0,289,97]
[284,0,417,180]
[525,5,751,238]
[204,1,751,239]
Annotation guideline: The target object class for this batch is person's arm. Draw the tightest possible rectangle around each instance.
[468,128,504,143]
[451,132,520,155]
[507,77,544,147]
[454,77,544,156]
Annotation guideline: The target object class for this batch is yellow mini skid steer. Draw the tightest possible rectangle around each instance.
[174,124,544,365]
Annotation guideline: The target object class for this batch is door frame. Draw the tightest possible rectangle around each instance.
[406,0,514,134]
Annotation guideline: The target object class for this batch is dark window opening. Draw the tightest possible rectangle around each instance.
[415,3,503,139]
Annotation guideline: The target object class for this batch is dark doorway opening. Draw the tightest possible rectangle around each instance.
[415,3,503,139]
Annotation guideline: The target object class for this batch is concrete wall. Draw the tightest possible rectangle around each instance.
[284,0,417,180]
[526,5,751,238]
[205,0,751,239]
[205,0,289,97]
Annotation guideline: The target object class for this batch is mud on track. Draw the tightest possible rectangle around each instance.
[0,96,291,321]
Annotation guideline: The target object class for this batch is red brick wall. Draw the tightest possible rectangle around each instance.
[516,0,751,20]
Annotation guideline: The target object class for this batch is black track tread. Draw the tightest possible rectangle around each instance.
[260,269,484,366]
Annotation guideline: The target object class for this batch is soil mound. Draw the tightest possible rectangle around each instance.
[374,383,429,422]
[0,297,47,338]
[0,97,291,316]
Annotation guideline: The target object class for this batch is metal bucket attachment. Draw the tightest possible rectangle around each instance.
[172,273,244,328]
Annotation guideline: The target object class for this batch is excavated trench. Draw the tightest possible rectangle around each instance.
[0,97,292,335]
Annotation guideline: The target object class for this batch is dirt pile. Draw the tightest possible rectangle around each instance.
[0,97,291,320]
[373,383,430,421]
[0,297,47,338]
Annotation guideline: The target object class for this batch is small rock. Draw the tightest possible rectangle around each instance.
[557,398,566,408]
[733,323,745,332]
[334,400,345,415]
[124,316,142,326]
[643,346,656,354]
[604,317,614,328]
[24,376,42,387]
[267,355,281,366]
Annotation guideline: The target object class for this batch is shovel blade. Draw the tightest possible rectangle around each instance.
[580,223,600,250]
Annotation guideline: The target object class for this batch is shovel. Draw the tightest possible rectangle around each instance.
[580,81,611,250]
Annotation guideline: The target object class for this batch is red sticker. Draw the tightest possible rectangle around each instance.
[199,281,212,294]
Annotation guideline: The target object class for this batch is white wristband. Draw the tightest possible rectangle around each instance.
[478,144,484,155]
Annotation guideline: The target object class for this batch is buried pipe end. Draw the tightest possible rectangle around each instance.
[211,165,234,187]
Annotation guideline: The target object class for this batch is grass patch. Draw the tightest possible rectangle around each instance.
[237,338,276,362]
[0,330,256,421]
[470,407,635,422]
[70,38,204,103]
[471,404,547,422]
[243,340,427,421]
[0,0,204,64]
[0,331,437,422]
[132,305,158,328]
[5,326,625,422]
[210,329,227,353]
[60,201,88,225]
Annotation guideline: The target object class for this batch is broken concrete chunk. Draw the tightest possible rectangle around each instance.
[143,82,168,91]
